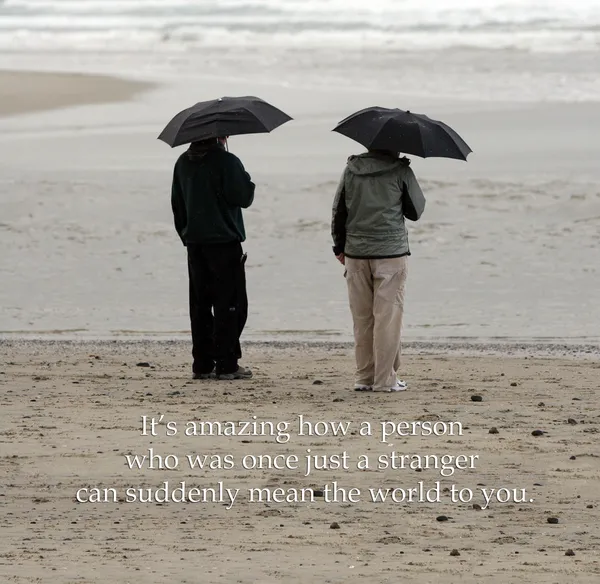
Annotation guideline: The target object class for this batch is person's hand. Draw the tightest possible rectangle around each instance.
[336,253,345,265]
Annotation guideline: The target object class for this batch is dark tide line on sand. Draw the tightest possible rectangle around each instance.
[0,337,599,359]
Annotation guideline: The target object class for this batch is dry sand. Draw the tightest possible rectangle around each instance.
[1,341,599,583]
[0,70,152,117]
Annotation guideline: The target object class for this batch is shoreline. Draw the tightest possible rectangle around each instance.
[1,338,599,359]
[0,69,154,118]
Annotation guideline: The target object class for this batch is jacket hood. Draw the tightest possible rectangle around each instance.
[187,140,225,161]
[346,152,408,177]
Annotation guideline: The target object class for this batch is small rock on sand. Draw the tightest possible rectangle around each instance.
[489,427,499,434]
[547,517,559,524]
[436,515,449,522]
[313,380,323,385]
[136,362,150,368]
[532,430,545,437]
[565,549,576,557]
[471,395,483,402]
[330,522,340,529]
[450,549,461,557]
[567,418,578,425]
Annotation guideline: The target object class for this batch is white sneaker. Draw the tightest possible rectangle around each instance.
[390,379,408,392]
[374,379,407,392]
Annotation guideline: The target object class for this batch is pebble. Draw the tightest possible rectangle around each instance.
[313,490,324,498]
[136,362,151,368]
[565,549,576,557]
[332,398,344,403]
[532,430,545,437]
[538,402,545,407]
[547,517,559,524]
[570,456,577,460]
[510,382,518,387]
[330,522,340,530]
[436,515,449,522]
[567,418,578,425]
[587,505,594,509]
[473,504,482,511]
[313,380,323,385]
[471,395,483,402]
[489,427,499,434]
[450,549,461,557]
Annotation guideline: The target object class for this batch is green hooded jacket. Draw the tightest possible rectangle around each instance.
[331,152,424,258]
[171,144,255,245]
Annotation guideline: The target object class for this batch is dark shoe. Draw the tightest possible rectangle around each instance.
[216,366,252,380]
[193,371,215,380]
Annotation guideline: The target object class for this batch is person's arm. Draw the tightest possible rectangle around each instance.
[171,163,187,245]
[220,154,255,209]
[401,166,426,222]
[331,169,348,258]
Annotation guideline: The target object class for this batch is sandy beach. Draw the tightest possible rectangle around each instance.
[1,341,599,584]
[0,3,599,581]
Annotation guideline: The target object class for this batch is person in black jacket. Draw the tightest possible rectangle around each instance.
[171,136,255,380]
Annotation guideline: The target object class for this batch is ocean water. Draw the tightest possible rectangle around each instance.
[1,0,600,52]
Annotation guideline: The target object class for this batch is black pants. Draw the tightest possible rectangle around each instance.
[187,241,248,375]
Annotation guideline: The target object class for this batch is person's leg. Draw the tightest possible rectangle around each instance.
[187,245,215,377]
[372,257,408,392]
[345,257,375,389]
[234,252,248,360]
[205,242,251,378]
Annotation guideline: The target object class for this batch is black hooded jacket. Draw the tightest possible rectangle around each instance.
[171,142,255,245]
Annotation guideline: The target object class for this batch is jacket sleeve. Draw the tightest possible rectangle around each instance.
[171,163,187,246]
[221,155,255,209]
[401,166,426,222]
[331,169,348,255]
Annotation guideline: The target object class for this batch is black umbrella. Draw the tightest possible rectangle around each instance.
[333,107,472,160]
[158,96,292,147]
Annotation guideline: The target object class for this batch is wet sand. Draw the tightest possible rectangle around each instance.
[1,341,599,584]
[0,82,599,341]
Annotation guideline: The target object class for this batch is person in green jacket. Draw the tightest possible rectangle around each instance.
[331,149,425,393]
[171,136,255,380]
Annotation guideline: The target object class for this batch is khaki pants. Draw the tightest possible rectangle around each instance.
[345,256,407,391]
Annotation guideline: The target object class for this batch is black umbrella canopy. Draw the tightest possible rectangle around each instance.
[333,107,472,161]
[158,96,293,147]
